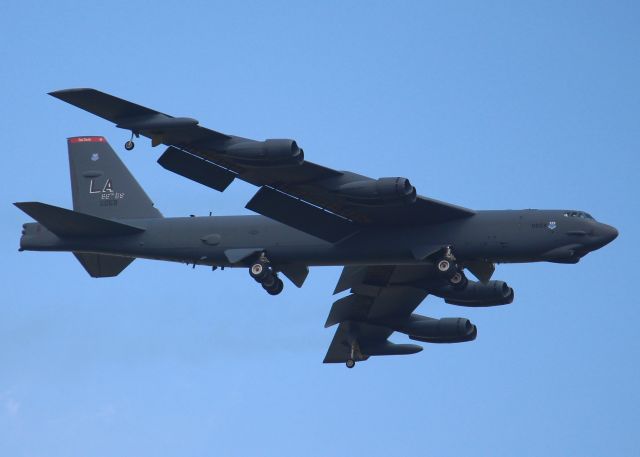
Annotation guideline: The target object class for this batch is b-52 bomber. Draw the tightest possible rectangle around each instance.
[15,89,618,368]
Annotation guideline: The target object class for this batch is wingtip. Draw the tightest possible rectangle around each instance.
[48,88,96,97]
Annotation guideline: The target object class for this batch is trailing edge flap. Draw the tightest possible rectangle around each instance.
[224,248,263,264]
[14,202,145,238]
[464,260,495,283]
[325,294,373,328]
[246,186,358,243]
[158,147,236,192]
[73,253,135,278]
[333,266,367,295]
[333,265,397,296]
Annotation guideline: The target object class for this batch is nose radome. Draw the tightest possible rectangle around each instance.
[601,224,618,244]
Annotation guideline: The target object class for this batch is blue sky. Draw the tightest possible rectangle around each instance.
[1,1,639,456]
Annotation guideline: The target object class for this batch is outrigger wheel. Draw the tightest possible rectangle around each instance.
[124,131,139,151]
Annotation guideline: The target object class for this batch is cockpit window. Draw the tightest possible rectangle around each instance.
[563,211,594,219]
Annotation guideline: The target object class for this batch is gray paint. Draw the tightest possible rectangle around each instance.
[14,90,619,367]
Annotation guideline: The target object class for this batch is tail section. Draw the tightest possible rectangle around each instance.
[68,136,162,219]
[14,202,145,238]
[15,202,141,278]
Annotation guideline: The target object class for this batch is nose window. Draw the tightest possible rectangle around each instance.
[563,211,594,219]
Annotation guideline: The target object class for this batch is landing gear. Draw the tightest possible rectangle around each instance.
[436,246,468,290]
[345,340,358,368]
[437,259,456,277]
[436,246,457,279]
[263,277,284,295]
[449,271,468,290]
[124,131,139,151]
[250,261,270,281]
[249,255,284,295]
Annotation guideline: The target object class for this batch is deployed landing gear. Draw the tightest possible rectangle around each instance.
[449,271,468,290]
[263,276,284,295]
[249,255,284,296]
[345,340,358,368]
[124,131,139,151]
[437,258,456,277]
[436,246,458,279]
[250,261,270,281]
[436,246,468,290]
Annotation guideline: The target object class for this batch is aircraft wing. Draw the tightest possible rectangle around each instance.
[50,89,475,242]
[323,264,432,363]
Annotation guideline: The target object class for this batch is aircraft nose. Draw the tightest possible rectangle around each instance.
[598,223,618,247]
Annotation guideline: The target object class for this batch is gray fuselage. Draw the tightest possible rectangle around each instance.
[19,209,618,268]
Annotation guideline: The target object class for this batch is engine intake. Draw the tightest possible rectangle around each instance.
[431,280,514,307]
[224,139,304,166]
[338,177,417,205]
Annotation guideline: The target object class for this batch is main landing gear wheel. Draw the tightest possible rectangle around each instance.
[449,271,468,290]
[250,261,270,281]
[124,140,135,151]
[346,359,356,369]
[249,255,284,295]
[263,277,284,296]
[437,259,457,278]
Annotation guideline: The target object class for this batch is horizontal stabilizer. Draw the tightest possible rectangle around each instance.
[158,147,236,192]
[74,253,135,277]
[246,186,358,243]
[14,202,145,238]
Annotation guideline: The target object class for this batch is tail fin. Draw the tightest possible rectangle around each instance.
[68,136,162,219]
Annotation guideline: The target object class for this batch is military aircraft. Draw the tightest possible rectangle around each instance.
[15,89,618,368]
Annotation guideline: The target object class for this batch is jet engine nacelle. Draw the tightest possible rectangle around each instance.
[224,139,304,166]
[431,280,514,307]
[398,316,477,344]
[338,177,417,205]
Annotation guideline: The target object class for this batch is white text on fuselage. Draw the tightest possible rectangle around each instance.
[89,178,125,200]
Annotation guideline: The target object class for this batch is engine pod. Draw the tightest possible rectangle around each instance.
[431,280,514,307]
[338,177,417,206]
[224,139,304,167]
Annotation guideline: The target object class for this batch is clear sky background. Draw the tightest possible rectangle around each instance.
[1,1,638,456]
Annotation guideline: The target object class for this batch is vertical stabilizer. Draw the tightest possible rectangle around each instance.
[68,136,162,219]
